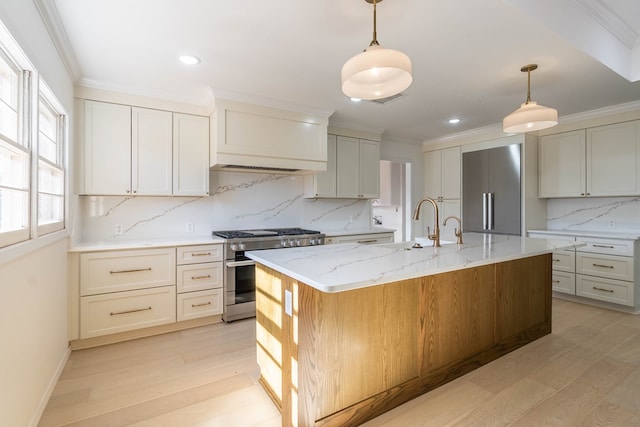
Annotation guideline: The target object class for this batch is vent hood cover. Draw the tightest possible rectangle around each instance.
[210,99,330,174]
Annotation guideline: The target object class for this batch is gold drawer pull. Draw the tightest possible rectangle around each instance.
[592,263,614,269]
[110,268,152,274]
[592,244,614,249]
[191,252,212,257]
[192,301,212,308]
[592,286,614,293]
[357,239,378,244]
[552,280,560,283]
[191,275,211,280]
[110,306,152,316]
[552,258,560,262]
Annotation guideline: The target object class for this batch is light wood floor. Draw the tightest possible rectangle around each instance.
[39,299,640,426]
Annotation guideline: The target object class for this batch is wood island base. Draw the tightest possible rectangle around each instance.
[255,254,552,427]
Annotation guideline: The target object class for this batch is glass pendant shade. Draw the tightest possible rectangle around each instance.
[341,45,413,100]
[503,101,558,133]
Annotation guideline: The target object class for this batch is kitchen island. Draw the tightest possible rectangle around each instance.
[247,233,578,427]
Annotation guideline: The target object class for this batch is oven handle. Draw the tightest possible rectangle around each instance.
[226,259,256,268]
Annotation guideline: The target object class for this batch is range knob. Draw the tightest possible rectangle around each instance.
[281,240,288,248]
[239,242,246,251]
[230,243,239,251]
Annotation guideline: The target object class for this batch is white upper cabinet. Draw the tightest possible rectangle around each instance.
[304,134,380,199]
[132,107,173,195]
[82,101,132,195]
[539,130,586,198]
[587,121,640,197]
[539,121,640,198]
[80,100,210,196]
[336,136,380,199]
[424,146,460,200]
[173,113,210,196]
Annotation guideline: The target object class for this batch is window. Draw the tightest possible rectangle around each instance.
[37,86,65,235]
[0,22,68,249]
[0,50,29,247]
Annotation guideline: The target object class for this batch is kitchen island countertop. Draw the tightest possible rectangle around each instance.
[247,232,581,293]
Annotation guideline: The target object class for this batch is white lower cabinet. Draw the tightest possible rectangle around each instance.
[529,231,638,309]
[77,243,223,340]
[176,244,223,320]
[81,286,176,339]
[177,289,223,321]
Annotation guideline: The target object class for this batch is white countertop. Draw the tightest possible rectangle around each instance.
[68,236,225,252]
[528,229,640,241]
[246,232,580,293]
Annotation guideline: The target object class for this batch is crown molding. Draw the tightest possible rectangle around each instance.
[576,0,638,49]
[34,0,81,82]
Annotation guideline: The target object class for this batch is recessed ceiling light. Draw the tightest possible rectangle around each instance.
[179,55,201,65]
[448,118,461,124]
[350,97,362,102]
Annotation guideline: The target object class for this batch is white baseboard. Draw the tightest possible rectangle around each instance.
[29,346,71,427]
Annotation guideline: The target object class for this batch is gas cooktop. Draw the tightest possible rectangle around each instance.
[212,228,322,240]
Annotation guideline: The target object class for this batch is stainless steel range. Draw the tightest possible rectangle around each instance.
[212,228,325,322]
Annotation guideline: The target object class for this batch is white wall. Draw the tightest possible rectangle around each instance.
[0,1,74,426]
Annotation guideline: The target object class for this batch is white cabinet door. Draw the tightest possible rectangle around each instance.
[441,147,461,199]
[587,121,640,197]
[336,136,360,198]
[173,113,210,196]
[423,146,460,199]
[132,107,173,195]
[359,139,380,198]
[424,150,441,198]
[539,130,586,198]
[82,101,131,195]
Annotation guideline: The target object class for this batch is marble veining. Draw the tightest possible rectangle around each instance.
[547,197,640,232]
[73,170,374,244]
[246,232,579,293]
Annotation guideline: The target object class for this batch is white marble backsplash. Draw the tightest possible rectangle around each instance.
[547,197,640,232]
[73,171,372,243]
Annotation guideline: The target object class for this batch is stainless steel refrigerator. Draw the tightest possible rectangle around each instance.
[462,143,521,235]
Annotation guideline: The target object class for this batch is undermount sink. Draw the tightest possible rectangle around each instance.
[414,237,457,246]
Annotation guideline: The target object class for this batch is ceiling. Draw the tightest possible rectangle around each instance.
[39,0,640,144]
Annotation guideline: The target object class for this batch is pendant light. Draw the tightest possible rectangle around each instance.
[341,0,412,100]
[503,64,558,133]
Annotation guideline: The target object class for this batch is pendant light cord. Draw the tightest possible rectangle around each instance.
[370,0,379,46]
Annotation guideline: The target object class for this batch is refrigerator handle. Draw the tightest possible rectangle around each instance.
[488,192,494,230]
[482,193,487,230]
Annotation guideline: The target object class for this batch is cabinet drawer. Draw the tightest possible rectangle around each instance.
[177,262,223,292]
[177,289,223,321]
[80,248,176,296]
[576,275,634,307]
[552,271,575,295]
[80,286,176,338]
[327,233,394,245]
[576,253,633,281]
[551,251,575,273]
[576,237,634,257]
[177,244,223,265]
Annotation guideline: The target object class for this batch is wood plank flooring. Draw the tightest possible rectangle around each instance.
[39,299,640,426]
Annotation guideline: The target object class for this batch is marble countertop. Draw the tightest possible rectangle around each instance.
[528,229,640,240]
[246,232,580,293]
[68,236,225,252]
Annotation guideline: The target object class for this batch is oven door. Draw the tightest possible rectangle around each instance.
[224,258,257,322]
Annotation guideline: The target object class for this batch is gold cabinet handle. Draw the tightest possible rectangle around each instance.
[357,239,378,244]
[592,286,614,293]
[592,244,614,249]
[110,306,152,316]
[552,280,560,284]
[192,301,212,308]
[592,263,614,269]
[110,267,152,274]
[552,258,560,262]
[191,252,212,257]
[191,275,211,280]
